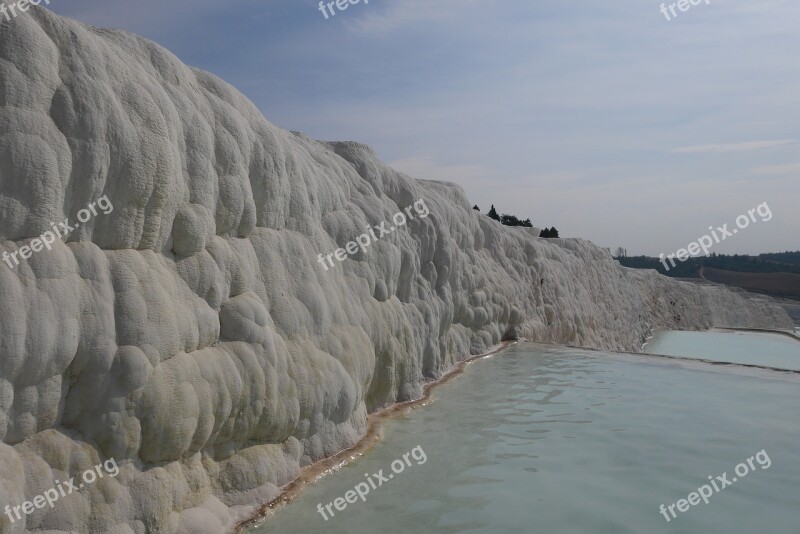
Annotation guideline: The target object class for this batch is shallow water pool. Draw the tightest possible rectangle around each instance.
[249,339,800,534]
[644,329,800,370]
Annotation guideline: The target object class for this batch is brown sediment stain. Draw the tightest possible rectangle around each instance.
[235,340,517,533]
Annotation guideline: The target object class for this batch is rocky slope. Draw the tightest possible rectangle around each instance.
[0,8,792,533]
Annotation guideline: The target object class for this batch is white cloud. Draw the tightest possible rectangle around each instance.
[673,139,796,154]
[751,162,800,175]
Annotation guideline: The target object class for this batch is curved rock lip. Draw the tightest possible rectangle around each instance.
[0,7,792,533]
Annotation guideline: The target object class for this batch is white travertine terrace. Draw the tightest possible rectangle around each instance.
[0,8,792,533]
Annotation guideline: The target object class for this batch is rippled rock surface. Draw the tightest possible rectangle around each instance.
[0,8,791,533]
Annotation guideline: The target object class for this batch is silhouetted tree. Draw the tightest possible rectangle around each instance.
[498,213,535,228]
[484,204,533,227]
[539,227,560,238]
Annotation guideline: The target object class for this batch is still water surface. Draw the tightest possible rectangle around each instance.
[644,329,800,370]
[250,337,800,534]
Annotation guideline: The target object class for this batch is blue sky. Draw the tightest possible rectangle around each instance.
[48,0,799,255]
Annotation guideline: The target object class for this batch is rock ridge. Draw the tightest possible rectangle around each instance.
[0,8,792,533]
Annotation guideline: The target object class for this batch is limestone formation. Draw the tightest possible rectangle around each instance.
[0,7,792,533]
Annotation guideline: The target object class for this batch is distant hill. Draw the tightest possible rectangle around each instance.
[700,268,800,301]
[616,251,800,277]
[616,251,800,301]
